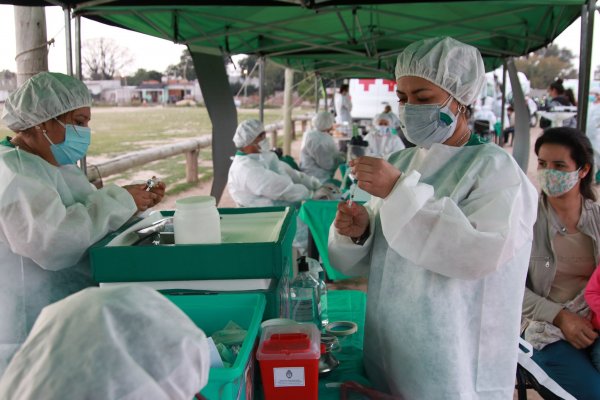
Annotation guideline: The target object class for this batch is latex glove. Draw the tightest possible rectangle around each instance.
[554,310,598,349]
[123,182,166,212]
[349,156,401,198]
[333,200,369,240]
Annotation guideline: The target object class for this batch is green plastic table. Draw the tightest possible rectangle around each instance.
[255,289,370,400]
[299,200,350,281]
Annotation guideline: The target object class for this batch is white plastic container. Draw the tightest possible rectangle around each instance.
[174,196,221,244]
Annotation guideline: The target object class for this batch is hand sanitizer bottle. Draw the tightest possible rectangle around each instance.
[290,256,321,326]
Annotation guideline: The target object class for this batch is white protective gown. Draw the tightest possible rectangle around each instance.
[363,131,405,159]
[228,151,320,207]
[328,142,538,399]
[0,144,137,375]
[300,129,344,182]
[334,93,353,124]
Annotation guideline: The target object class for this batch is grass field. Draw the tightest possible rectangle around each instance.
[0,105,299,195]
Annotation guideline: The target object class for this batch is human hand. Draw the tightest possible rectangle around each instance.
[123,181,166,212]
[553,310,598,349]
[349,156,401,198]
[333,200,369,240]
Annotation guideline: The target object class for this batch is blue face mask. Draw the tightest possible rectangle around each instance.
[43,119,91,165]
[398,96,458,149]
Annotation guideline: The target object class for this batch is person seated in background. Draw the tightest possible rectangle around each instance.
[522,127,600,399]
[0,72,166,376]
[584,263,600,372]
[502,105,516,147]
[363,113,405,159]
[228,119,321,207]
[0,285,210,400]
[300,111,345,183]
[472,97,497,140]
[540,78,576,128]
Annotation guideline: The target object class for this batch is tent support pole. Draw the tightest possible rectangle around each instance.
[577,0,596,131]
[259,57,265,123]
[192,51,238,204]
[64,7,73,76]
[283,68,294,155]
[507,58,530,172]
[315,74,320,113]
[500,61,507,141]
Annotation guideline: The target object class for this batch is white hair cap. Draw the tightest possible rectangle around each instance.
[312,111,335,131]
[0,285,210,400]
[373,113,393,126]
[395,36,486,105]
[1,72,92,131]
[233,119,265,148]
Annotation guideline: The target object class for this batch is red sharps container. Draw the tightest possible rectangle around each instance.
[256,324,321,400]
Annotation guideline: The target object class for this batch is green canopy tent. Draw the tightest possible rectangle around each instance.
[4,0,597,201]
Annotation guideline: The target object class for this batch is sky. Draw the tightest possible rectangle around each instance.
[0,5,598,78]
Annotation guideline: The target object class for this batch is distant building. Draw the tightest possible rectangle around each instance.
[83,78,203,105]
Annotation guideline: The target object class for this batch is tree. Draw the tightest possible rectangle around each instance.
[125,68,163,86]
[237,55,285,97]
[514,44,577,89]
[83,38,133,80]
[165,49,196,80]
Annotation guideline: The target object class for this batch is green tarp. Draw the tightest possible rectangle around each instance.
[62,0,586,77]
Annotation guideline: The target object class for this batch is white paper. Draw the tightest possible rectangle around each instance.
[273,367,305,387]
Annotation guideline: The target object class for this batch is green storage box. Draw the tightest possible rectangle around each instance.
[90,207,295,283]
[166,292,266,400]
[159,276,289,320]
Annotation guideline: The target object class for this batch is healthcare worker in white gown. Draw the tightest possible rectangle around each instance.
[300,111,345,183]
[328,37,538,399]
[0,72,166,376]
[228,119,321,207]
[363,113,405,159]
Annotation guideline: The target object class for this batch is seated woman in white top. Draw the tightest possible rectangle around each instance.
[363,113,405,159]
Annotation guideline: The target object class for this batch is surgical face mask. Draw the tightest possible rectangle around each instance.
[376,126,391,136]
[43,119,91,165]
[537,168,580,197]
[398,96,458,149]
[258,138,270,152]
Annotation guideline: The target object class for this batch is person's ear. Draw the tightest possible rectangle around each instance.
[580,163,591,179]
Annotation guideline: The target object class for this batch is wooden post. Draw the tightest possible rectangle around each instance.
[271,129,278,149]
[283,68,294,155]
[14,6,48,85]
[301,120,307,133]
[185,149,199,183]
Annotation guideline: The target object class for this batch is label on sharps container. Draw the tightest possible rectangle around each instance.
[273,367,305,387]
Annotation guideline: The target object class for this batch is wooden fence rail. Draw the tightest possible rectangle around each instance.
[87,115,314,184]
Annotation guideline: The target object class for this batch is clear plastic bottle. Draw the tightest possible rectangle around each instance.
[306,257,329,329]
[174,196,221,244]
[318,269,329,329]
[290,256,321,326]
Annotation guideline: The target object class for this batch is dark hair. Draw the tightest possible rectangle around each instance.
[565,88,577,106]
[534,127,596,201]
[548,79,565,95]
[340,84,349,93]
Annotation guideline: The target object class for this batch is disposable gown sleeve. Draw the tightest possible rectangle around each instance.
[379,167,536,280]
[522,286,564,323]
[280,161,321,190]
[0,174,136,271]
[327,204,377,277]
[243,165,311,203]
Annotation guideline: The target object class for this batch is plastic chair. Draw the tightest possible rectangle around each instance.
[515,338,576,400]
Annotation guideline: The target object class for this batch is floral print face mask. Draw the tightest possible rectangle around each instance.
[537,168,580,197]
